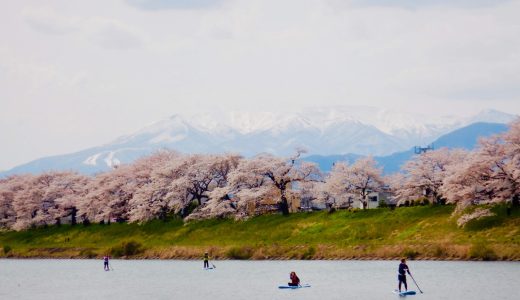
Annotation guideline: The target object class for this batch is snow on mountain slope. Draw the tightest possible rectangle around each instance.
[305,122,511,175]
[466,109,516,125]
[187,106,509,148]
[1,106,517,177]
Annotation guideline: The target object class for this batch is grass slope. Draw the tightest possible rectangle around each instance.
[1,205,519,260]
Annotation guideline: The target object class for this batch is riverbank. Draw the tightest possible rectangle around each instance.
[1,205,519,260]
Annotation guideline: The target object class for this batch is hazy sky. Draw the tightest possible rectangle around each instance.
[1,0,520,170]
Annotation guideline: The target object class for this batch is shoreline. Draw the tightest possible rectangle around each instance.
[1,255,519,261]
[2,246,519,261]
[2,206,519,261]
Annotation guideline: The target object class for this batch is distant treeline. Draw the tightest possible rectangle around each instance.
[0,119,518,231]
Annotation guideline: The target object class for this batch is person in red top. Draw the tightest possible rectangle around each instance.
[288,271,300,287]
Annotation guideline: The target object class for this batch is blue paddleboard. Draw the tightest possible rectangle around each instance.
[278,284,311,289]
[393,290,416,296]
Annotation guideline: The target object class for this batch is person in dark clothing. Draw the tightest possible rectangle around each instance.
[203,252,209,269]
[103,255,110,271]
[288,271,300,287]
[398,258,410,292]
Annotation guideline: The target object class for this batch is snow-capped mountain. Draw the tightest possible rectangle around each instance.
[1,107,517,176]
[305,122,511,174]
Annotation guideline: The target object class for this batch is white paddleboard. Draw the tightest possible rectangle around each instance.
[278,284,311,289]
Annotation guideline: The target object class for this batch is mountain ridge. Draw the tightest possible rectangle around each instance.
[1,107,516,177]
[304,122,510,174]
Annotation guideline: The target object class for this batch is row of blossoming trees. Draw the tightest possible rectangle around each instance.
[1,119,518,230]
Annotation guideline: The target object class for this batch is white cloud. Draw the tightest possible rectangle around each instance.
[23,7,144,50]
[87,19,144,50]
[22,7,82,35]
[0,47,88,91]
[1,0,519,170]
[335,0,513,9]
[126,0,224,10]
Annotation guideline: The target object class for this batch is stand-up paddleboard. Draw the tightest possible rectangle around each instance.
[278,284,311,289]
[393,290,416,296]
[203,267,215,270]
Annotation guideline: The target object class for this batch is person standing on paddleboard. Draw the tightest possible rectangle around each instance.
[203,252,210,269]
[103,255,110,271]
[397,258,411,292]
[288,271,300,287]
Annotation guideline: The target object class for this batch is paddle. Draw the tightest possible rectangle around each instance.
[211,262,216,269]
[408,272,423,294]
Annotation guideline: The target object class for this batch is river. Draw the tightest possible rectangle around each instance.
[0,259,518,299]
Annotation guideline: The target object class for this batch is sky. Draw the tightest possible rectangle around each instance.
[1,0,520,170]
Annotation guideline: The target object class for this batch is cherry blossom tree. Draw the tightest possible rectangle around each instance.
[127,153,194,222]
[395,148,467,205]
[300,180,337,211]
[224,150,321,215]
[80,151,178,224]
[185,186,239,221]
[327,157,384,209]
[210,153,242,187]
[5,172,89,230]
[42,172,90,225]
[442,119,520,207]
[384,172,406,205]
[441,151,495,208]
[0,176,26,228]
[79,167,133,224]
[489,119,520,206]
[10,173,53,230]
[174,157,211,206]
[172,154,242,217]
[127,153,241,222]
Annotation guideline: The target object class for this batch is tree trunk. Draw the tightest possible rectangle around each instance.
[71,207,77,226]
[279,191,290,215]
[159,207,167,221]
[278,184,290,215]
[279,199,289,215]
[513,194,519,207]
[433,191,444,205]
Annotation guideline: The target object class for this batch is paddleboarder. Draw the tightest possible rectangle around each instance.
[203,252,210,269]
[288,271,300,287]
[103,255,110,271]
[397,258,410,292]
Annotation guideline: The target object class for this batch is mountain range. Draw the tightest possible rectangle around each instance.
[1,106,517,177]
[304,122,510,174]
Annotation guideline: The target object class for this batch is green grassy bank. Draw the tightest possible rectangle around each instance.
[1,205,519,260]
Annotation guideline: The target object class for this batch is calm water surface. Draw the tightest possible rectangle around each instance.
[0,260,518,300]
